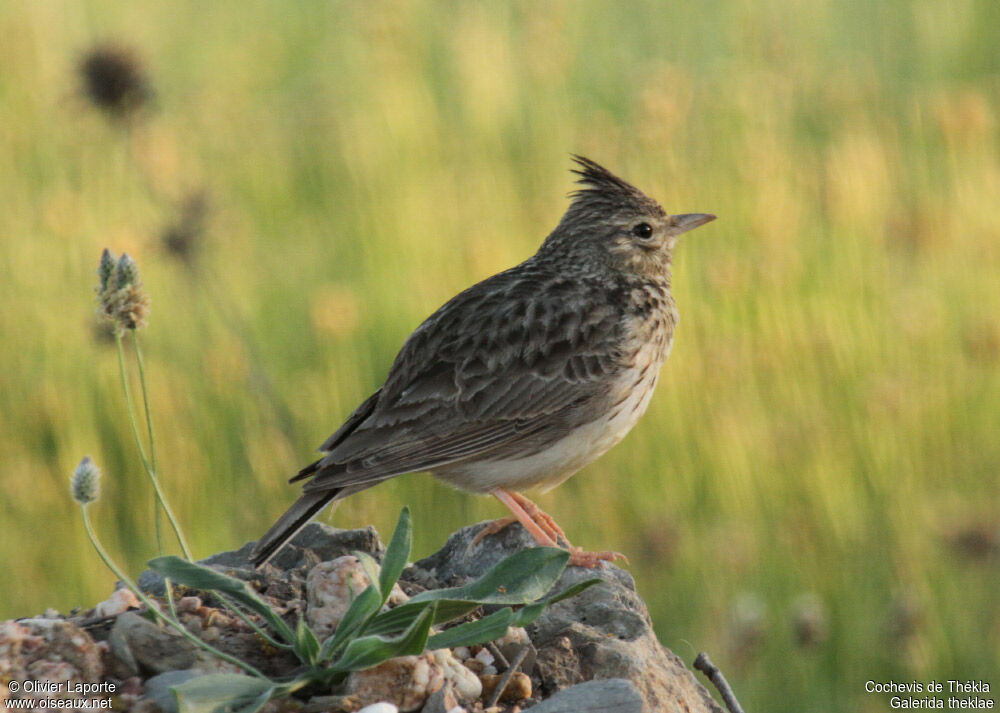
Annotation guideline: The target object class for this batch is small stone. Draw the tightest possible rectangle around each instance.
[175,596,203,614]
[307,555,408,640]
[480,672,532,703]
[94,588,141,618]
[346,653,444,712]
[421,682,458,713]
[357,702,399,713]
[474,647,495,667]
[524,679,643,713]
[109,612,197,675]
[432,649,482,702]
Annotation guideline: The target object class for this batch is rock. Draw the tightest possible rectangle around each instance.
[524,678,643,713]
[346,652,444,712]
[306,555,408,639]
[412,522,724,713]
[421,682,458,713]
[480,672,532,703]
[357,703,399,713]
[109,612,197,675]
[1,619,106,709]
[137,523,385,595]
[430,649,482,702]
[534,636,582,691]
[94,588,140,618]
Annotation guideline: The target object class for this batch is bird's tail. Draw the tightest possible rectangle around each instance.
[251,489,341,568]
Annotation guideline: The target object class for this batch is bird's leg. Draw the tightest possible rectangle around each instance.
[472,488,628,568]
[472,488,559,547]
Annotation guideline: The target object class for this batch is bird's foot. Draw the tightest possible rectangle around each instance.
[480,488,571,547]
[567,547,629,568]
[470,516,520,547]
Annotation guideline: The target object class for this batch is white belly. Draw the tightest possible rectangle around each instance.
[432,367,659,494]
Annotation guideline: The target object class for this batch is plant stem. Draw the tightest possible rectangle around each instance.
[131,331,163,553]
[132,331,157,472]
[81,506,267,679]
[115,332,151,471]
[115,331,192,560]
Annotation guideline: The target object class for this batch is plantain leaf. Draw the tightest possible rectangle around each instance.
[363,598,480,637]
[379,507,411,604]
[330,602,436,673]
[427,608,514,650]
[294,616,320,665]
[318,583,382,662]
[409,547,570,605]
[511,577,603,627]
[354,551,383,599]
[170,674,275,713]
[148,556,295,645]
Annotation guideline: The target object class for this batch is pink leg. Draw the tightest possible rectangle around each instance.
[471,488,628,569]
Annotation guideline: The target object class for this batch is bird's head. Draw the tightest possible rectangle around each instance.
[540,156,715,279]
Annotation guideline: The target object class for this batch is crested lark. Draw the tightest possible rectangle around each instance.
[252,156,715,568]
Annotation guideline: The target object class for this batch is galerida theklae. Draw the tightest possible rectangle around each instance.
[252,156,715,568]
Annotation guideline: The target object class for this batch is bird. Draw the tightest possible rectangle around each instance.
[252,156,715,568]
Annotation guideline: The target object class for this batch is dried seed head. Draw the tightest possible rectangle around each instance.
[116,253,140,288]
[71,456,102,505]
[96,250,150,332]
[79,43,152,118]
[98,248,117,291]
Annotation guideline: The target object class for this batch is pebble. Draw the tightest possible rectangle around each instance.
[480,672,532,703]
[357,704,399,713]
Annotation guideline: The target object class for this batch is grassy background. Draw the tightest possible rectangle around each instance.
[2,1,998,710]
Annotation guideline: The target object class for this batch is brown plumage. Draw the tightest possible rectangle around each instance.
[252,156,715,567]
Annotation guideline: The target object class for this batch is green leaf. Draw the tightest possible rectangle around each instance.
[379,507,411,603]
[294,616,320,665]
[354,551,383,599]
[512,578,602,628]
[170,674,275,713]
[364,547,571,637]
[427,608,514,650]
[148,556,295,645]
[408,547,570,605]
[364,598,480,637]
[330,602,436,673]
[318,583,382,662]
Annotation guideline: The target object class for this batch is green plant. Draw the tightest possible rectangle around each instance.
[145,507,600,713]
[96,249,191,559]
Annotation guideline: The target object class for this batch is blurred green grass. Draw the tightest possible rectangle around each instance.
[1,1,998,710]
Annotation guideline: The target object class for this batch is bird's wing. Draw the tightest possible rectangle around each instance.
[300,266,627,493]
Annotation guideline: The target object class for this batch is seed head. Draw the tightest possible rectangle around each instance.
[116,253,140,288]
[98,248,117,290]
[71,456,102,505]
[96,250,150,331]
[79,43,152,119]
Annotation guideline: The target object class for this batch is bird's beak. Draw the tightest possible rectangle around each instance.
[671,213,717,236]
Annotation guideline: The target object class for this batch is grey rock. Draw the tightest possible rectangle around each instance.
[524,679,643,713]
[413,522,723,713]
[420,682,458,713]
[109,612,197,675]
[137,524,384,594]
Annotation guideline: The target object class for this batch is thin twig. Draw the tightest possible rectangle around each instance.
[486,642,530,708]
[694,652,746,713]
[487,641,509,670]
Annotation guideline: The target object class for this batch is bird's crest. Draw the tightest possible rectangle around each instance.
[568,155,663,216]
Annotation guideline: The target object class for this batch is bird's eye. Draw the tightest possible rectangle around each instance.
[632,223,654,240]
